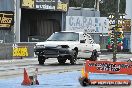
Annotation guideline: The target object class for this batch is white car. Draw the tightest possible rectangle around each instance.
[34,31,100,65]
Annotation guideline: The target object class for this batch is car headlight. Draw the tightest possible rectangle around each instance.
[56,45,62,48]
[35,45,45,48]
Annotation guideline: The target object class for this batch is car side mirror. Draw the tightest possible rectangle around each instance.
[80,40,85,43]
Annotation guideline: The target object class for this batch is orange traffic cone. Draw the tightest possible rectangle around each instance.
[79,67,90,86]
[81,67,89,79]
[21,68,31,85]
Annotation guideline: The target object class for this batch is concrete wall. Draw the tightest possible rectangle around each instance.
[0,43,36,59]
[0,43,12,59]
[67,7,100,17]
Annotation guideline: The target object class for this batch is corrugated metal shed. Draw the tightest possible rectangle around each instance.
[0,0,14,43]
[0,0,14,11]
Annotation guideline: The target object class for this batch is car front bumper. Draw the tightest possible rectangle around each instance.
[34,47,72,58]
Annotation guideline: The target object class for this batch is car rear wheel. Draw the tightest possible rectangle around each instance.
[90,49,98,61]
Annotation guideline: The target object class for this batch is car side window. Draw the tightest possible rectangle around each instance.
[83,33,95,44]
[80,34,86,43]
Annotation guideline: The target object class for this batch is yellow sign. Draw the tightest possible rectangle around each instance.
[21,0,34,8]
[57,2,68,11]
[122,19,131,32]
[13,47,28,57]
[0,24,10,27]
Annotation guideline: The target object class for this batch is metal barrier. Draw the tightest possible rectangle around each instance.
[79,60,132,86]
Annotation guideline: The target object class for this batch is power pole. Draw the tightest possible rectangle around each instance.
[14,0,16,42]
[96,0,100,11]
[94,0,99,11]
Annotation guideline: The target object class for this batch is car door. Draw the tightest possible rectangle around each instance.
[77,33,92,58]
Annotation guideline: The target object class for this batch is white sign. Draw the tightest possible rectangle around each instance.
[35,0,56,10]
[66,16,109,33]
[36,4,55,9]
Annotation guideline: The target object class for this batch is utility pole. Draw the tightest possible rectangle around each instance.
[81,0,86,16]
[95,0,103,11]
[94,0,97,10]
[96,0,100,11]
[14,0,16,42]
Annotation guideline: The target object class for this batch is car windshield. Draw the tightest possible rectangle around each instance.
[47,32,79,41]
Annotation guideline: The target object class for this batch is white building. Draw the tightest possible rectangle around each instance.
[126,0,132,52]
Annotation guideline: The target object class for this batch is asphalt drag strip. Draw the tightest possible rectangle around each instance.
[0,71,131,88]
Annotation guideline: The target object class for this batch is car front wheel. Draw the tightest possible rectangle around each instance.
[57,57,66,64]
[70,50,77,65]
[38,56,46,65]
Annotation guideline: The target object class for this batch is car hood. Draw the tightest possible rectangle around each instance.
[36,41,79,47]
